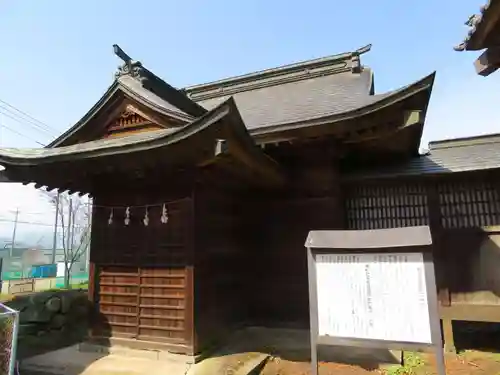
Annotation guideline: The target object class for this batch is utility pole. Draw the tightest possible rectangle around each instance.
[10,208,19,258]
[65,197,73,288]
[66,197,73,253]
[51,192,60,264]
[86,198,92,272]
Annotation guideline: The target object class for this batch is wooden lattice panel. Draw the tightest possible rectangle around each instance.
[96,265,139,338]
[138,267,186,341]
[438,180,500,228]
[345,182,429,230]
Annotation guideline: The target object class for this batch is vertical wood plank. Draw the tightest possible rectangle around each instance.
[427,182,450,307]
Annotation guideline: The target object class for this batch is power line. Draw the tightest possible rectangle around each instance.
[0,118,46,146]
[0,98,62,147]
[0,98,60,135]
[0,218,89,227]
[1,220,88,228]
[0,107,55,139]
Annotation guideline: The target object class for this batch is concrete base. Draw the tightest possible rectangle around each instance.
[188,352,269,375]
[19,345,192,375]
[78,341,199,364]
[20,344,268,375]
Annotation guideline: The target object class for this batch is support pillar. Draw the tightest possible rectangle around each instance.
[442,319,456,353]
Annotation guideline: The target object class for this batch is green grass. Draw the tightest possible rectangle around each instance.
[385,352,424,375]
[0,293,13,302]
[69,282,88,290]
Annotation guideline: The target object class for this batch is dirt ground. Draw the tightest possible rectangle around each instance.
[259,351,500,375]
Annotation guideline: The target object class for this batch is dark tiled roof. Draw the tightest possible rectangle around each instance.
[194,69,374,131]
[183,45,434,132]
[48,44,434,148]
[182,45,383,131]
[183,46,369,98]
[345,133,500,180]
[119,76,193,120]
[454,0,500,51]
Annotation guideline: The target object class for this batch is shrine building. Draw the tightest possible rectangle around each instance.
[454,0,500,76]
[0,44,499,355]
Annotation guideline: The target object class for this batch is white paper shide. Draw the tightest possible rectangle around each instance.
[315,252,432,344]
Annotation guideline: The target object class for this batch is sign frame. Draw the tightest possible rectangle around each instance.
[305,226,445,375]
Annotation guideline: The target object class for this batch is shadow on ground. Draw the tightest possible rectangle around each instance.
[3,289,111,374]
[203,326,400,372]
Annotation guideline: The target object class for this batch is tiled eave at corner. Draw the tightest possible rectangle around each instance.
[247,72,435,139]
[454,0,500,51]
[344,133,500,181]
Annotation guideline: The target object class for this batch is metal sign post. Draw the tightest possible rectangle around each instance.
[305,226,446,375]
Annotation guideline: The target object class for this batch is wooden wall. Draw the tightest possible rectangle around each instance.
[248,196,343,327]
[84,141,500,354]
[244,152,345,328]
[345,181,430,229]
[88,184,195,354]
[344,172,500,316]
[193,182,248,353]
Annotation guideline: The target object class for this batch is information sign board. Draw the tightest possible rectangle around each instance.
[305,226,445,375]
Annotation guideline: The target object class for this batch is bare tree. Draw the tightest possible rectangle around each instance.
[42,191,91,288]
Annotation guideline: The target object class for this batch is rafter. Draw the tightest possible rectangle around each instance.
[474,47,500,76]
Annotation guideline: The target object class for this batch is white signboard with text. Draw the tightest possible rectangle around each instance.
[315,252,432,344]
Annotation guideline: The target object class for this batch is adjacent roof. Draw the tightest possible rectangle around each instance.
[454,0,500,51]
[345,133,500,180]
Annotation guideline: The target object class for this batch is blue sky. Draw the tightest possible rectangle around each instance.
[0,0,499,231]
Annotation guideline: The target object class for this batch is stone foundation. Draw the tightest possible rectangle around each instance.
[5,289,89,359]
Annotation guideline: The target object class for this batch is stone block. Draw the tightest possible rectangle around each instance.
[45,297,62,312]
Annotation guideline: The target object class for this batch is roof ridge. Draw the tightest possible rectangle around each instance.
[112,44,206,117]
[183,44,372,101]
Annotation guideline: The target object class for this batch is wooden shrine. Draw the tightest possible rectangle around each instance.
[0,44,498,355]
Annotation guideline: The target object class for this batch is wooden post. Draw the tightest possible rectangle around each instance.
[442,319,456,353]
[426,183,450,307]
[426,182,456,354]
